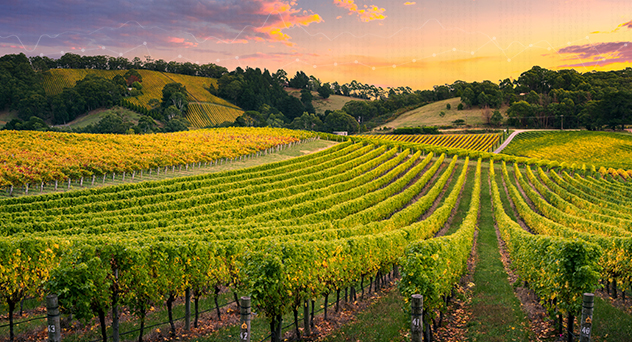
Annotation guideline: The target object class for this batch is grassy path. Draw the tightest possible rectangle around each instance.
[465,166,533,342]
[321,288,408,342]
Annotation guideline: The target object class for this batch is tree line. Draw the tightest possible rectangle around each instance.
[455,66,632,130]
[3,52,632,134]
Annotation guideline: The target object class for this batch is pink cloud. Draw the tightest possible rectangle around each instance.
[167,37,185,44]
[253,0,323,45]
[333,0,387,22]
[167,36,199,48]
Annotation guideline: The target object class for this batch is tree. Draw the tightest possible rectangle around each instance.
[74,74,124,111]
[278,96,305,121]
[290,112,323,131]
[490,110,503,127]
[89,112,134,134]
[324,110,360,133]
[273,69,289,87]
[17,93,48,120]
[452,119,465,127]
[506,100,534,127]
[288,71,310,89]
[136,115,158,133]
[597,90,632,130]
[169,92,188,113]
[317,83,333,99]
[236,110,265,127]
[461,87,475,108]
[164,105,182,121]
[300,89,313,105]
[161,83,187,108]
[123,69,143,86]
[516,65,556,94]
[481,106,492,125]
[525,90,540,105]
[162,118,189,132]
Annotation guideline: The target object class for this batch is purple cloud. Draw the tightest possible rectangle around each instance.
[556,41,632,67]
[0,0,322,51]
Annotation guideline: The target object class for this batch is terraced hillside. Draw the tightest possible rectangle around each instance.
[368,133,502,152]
[502,130,632,171]
[42,69,243,126]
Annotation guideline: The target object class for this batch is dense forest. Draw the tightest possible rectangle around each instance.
[1,52,632,134]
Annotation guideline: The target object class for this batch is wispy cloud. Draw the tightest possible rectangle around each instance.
[591,19,632,34]
[404,2,416,5]
[556,41,632,67]
[254,0,323,46]
[0,0,323,49]
[333,0,387,22]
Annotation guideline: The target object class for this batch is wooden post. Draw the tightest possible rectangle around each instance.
[579,293,594,342]
[185,288,191,331]
[46,294,61,342]
[240,297,251,342]
[303,300,310,336]
[411,294,423,342]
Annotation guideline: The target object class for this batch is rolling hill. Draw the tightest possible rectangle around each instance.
[41,69,243,127]
[376,98,509,130]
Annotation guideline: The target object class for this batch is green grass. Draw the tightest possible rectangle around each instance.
[320,289,408,342]
[59,106,142,129]
[286,88,368,116]
[591,296,632,341]
[0,139,337,198]
[502,130,632,170]
[465,166,533,342]
[376,98,508,130]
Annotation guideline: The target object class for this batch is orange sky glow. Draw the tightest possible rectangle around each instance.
[1,0,631,90]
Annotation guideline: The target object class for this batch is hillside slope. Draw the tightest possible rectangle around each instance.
[42,69,243,127]
[377,98,508,129]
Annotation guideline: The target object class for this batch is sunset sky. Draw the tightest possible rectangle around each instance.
[1,0,631,90]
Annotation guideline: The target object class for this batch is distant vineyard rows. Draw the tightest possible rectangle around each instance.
[187,102,244,127]
[370,133,501,152]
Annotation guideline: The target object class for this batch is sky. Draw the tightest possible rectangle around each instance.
[1,0,631,90]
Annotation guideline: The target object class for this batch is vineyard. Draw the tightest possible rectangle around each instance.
[0,128,310,191]
[42,69,237,109]
[367,133,502,152]
[1,132,632,341]
[186,103,244,128]
[502,130,632,171]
